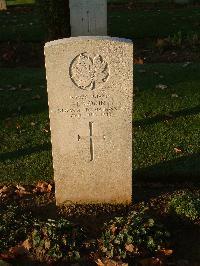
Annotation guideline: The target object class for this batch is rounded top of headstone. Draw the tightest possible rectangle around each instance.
[45,36,132,48]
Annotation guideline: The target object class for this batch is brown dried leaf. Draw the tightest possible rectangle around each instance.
[174,147,183,154]
[15,185,31,196]
[22,239,32,251]
[96,258,128,266]
[0,186,8,195]
[135,57,144,65]
[125,243,138,253]
[158,249,173,256]
[34,181,52,193]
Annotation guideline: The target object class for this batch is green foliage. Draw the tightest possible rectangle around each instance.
[36,0,70,40]
[0,205,33,252]
[169,31,183,47]
[29,218,85,262]
[168,191,200,221]
[100,205,170,259]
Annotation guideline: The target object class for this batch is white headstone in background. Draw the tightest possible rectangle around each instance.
[45,37,133,205]
[0,0,7,10]
[69,0,107,36]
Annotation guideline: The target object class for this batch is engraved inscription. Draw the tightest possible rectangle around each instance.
[50,92,121,118]
[69,53,109,90]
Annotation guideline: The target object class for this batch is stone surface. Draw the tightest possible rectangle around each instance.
[0,0,7,10]
[69,0,107,36]
[45,37,133,204]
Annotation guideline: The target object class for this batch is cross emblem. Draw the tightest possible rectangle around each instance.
[78,122,106,161]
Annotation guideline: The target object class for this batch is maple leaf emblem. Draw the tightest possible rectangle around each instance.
[70,53,109,90]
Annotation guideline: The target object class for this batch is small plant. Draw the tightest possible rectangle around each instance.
[0,205,33,252]
[186,32,200,48]
[168,191,200,221]
[168,31,183,48]
[100,205,170,260]
[29,218,86,262]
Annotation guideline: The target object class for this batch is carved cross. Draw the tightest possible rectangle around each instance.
[69,0,107,36]
[78,122,105,161]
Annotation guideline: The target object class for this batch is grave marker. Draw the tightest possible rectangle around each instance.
[69,0,107,36]
[0,0,7,10]
[45,37,133,204]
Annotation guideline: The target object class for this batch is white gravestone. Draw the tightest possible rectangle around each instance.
[0,0,7,10]
[69,0,107,36]
[45,37,133,204]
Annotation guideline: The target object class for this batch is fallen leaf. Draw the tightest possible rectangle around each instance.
[34,181,52,193]
[155,84,168,90]
[32,94,41,100]
[174,147,183,154]
[16,185,26,191]
[16,123,21,129]
[182,62,191,68]
[0,186,8,195]
[125,243,138,253]
[22,239,32,251]
[158,249,173,256]
[171,94,178,98]
[135,57,144,64]
[15,185,31,196]
[43,128,49,133]
[96,258,128,266]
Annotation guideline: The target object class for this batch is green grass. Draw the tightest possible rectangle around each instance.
[109,8,200,39]
[6,0,35,5]
[0,6,199,41]
[0,8,45,42]
[0,64,199,184]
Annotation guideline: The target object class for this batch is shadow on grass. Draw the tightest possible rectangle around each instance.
[0,142,51,162]
[134,105,200,127]
[134,152,200,183]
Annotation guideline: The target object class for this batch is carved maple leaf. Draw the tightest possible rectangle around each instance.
[70,53,109,90]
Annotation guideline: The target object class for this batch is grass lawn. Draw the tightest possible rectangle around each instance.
[0,6,199,41]
[0,64,199,184]
[6,0,35,5]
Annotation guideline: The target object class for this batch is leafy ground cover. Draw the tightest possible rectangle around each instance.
[0,184,199,265]
[0,63,199,184]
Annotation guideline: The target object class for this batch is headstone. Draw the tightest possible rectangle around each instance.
[69,0,107,36]
[0,0,7,10]
[45,37,133,204]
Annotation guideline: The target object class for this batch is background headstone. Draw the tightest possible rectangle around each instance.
[0,0,7,10]
[45,37,133,204]
[69,0,107,36]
